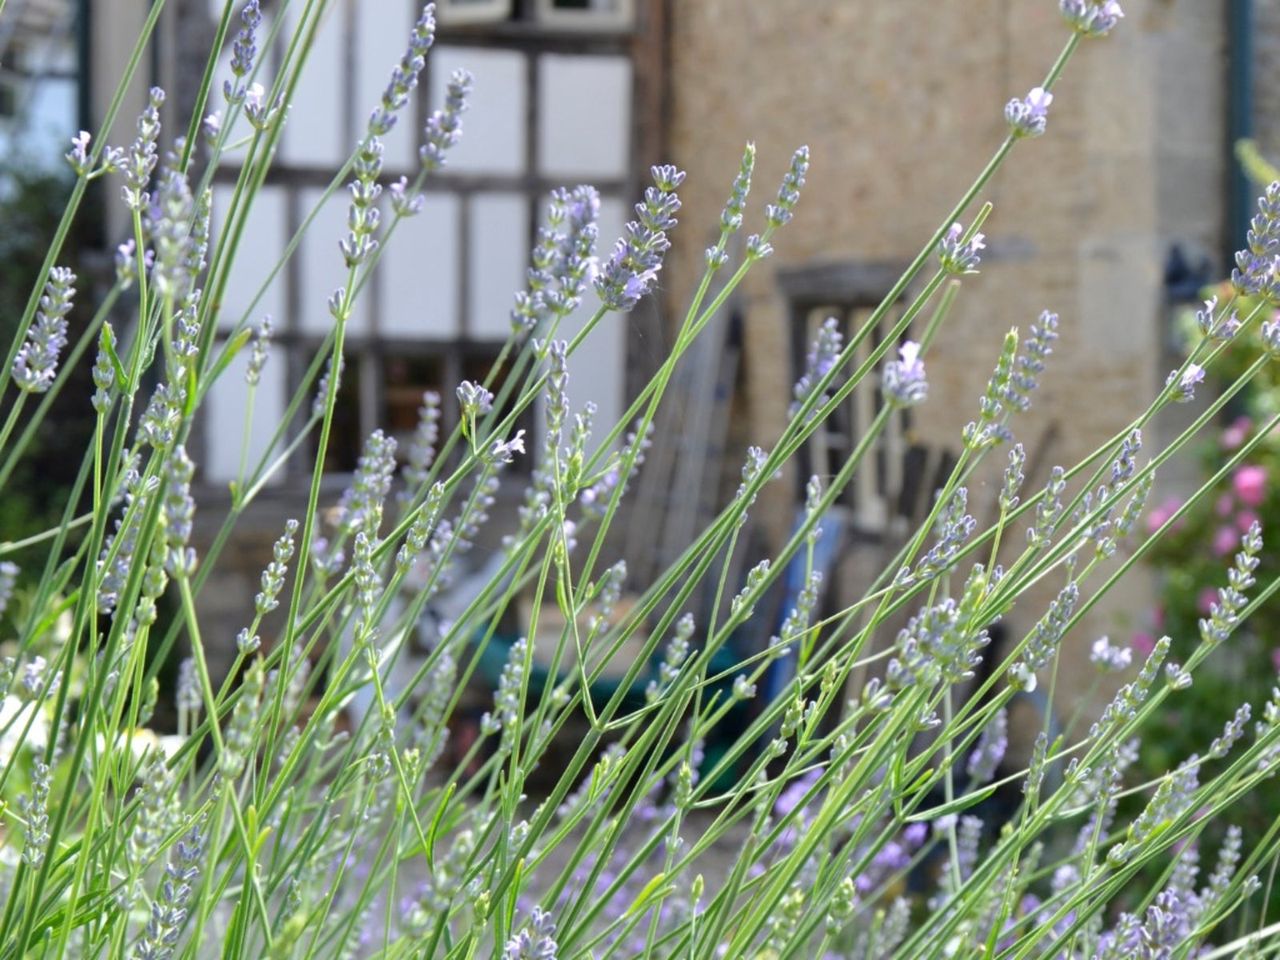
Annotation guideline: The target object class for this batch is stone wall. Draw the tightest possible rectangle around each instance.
[664,0,1227,717]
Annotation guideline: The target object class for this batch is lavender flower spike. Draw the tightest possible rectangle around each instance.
[13,267,76,394]
[222,0,263,103]
[595,164,685,312]
[939,222,986,275]
[1060,0,1124,38]
[421,69,473,171]
[368,3,437,136]
[503,906,559,960]
[1005,87,1053,138]
[883,340,927,407]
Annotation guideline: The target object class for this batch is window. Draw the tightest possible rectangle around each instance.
[436,0,635,30]
[198,0,641,491]
[779,262,916,535]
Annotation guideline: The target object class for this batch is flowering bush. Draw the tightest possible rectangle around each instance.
[2,1,1280,957]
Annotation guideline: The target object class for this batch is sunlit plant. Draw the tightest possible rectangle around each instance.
[1,1,1279,957]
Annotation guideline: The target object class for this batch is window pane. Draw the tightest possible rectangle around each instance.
[213,184,286,333]
[538,54,631,179]
[380,192,461,338]
[469,192,529,339]
[308,350,364,474]
[383,353,445,458]
[430,46,525,176]
[279,4,347,166]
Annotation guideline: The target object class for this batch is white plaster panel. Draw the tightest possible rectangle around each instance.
[213,184,286,332]
[430,46,526,176]
[380,192,462,338]
[538,54,631,179]
[204,336,287,486]
[279,4,347,167]
[469,192,529,339]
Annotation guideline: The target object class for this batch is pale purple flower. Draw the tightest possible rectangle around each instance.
[421,69,472,171]
[938,222,985,275]
[1004,87,1053,138]
[1168,364,1204,404]
[13,267,76,394]
[1060,0,1124,37]
[1091,635,1132,673]
[122,87,165,210]
[1233,182,1280,296]
[765,145,809,228]
[883,340,927,407]
[490,429,527,465]
[223,0,263,103]
[595,165,684,312]
[65,130,92,174]
[368,4,436,136]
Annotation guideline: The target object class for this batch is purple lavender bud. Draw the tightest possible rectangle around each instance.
[1004,86,1053,138]
[19,760,50,867]
[1060,0,1124,37]
[1010,581,1079,692]
[149,169,198,300]
[719,142,756,236]
[122,87,165,210]
[765,145,809,228]
[368,4,436,135]
[967,707,1008,784]
[1000,443,1026,511]
[0,561,16,620]
[791,317,843,420]
[13,267,76,394]
[255,519,297,616]
[421,69,472,171]
[401,391,442,493]
[595,166,684,312]
[65,130,92,175]
[1232,182,1280,295]
[882,340,927,408]
[389,176,425,218]
[938,222,985,275]
[1209,703,1251,759]
[1090,635,1132,673]
[223,0,262,103]
[456,380,493,420]
[243,82,284,131]
[337,430,398,537]
[245,316,272,386]
[1008,311,1058,411]
[1166,363,1204,404]
[1199,521,1262,646]
[1262,313,1280,354]
[162,445,197,576]
[136,826,204,959]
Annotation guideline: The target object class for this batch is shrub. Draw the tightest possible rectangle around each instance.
[1,1,1278,957]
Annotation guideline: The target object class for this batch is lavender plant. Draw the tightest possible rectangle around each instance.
[3,1,1280,958]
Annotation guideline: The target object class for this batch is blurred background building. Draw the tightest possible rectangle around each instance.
[3,0,1267,704]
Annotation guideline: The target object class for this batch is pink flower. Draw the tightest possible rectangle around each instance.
[1213,525,1239,557]
[1131,631,1156,658]
[1233,465,1267,508]
[1145,496,1184,535]
[1237,509,1260,533]
[1216,493,1235,518]
[1152,606,1165,631]
[1197,587,1219,615]
[1272,648,1280,673]
[1222,416,1252,450]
